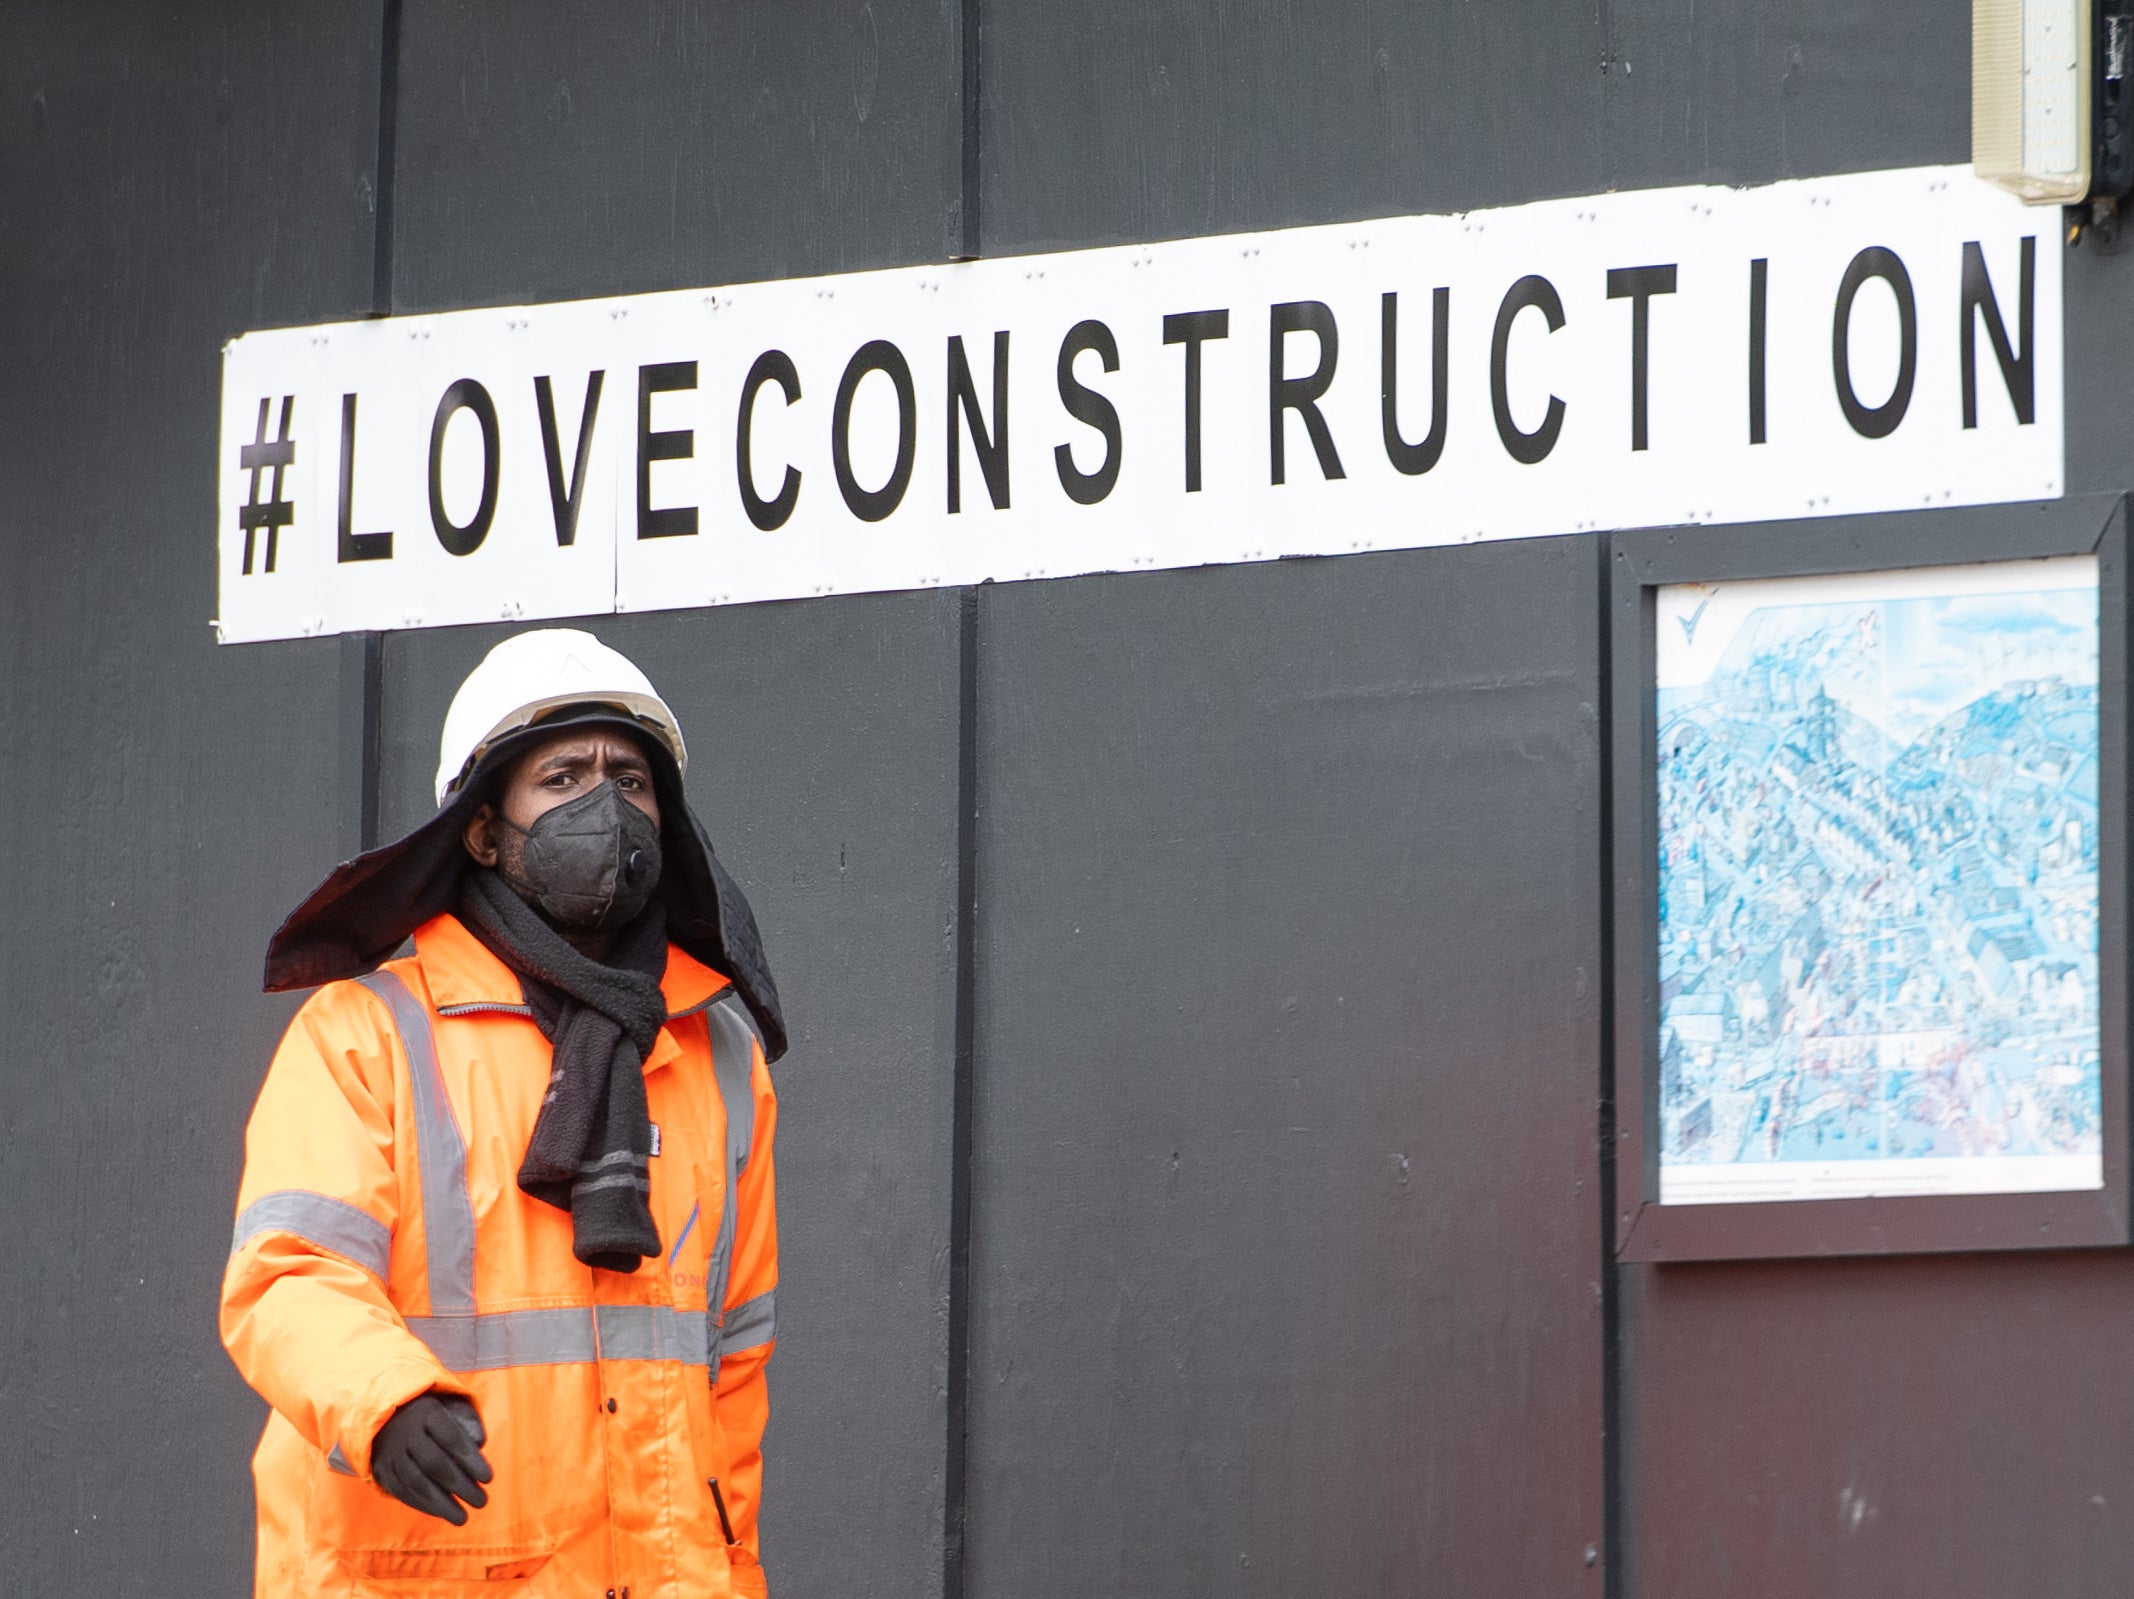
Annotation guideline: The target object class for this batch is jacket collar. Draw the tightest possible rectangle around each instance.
[411,912,731,1029]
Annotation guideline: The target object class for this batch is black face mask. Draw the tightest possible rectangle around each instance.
[496,781,664,933]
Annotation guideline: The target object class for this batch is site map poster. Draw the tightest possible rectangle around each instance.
[1654,557,2102,1205]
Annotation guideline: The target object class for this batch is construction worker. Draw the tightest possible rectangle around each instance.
[220,629,787,1599]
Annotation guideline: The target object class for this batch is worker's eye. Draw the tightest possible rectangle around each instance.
[617,772,645,790]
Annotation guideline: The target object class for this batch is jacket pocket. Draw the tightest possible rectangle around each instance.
[341,1545,553,1585]
[312,1367,604,1591]
[320,1477,582,1590]
[725,1543,768,1599]
[315,1465,600,1585]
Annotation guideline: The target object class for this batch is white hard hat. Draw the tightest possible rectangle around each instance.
[434,628,688,805]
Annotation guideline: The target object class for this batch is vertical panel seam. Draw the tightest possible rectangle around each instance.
[956,0,982,259]
[943,586,982,1599]
[370,0,403,317]
[1595,531,1625,1599]
[353,0,402,855]
[359,631,384,851]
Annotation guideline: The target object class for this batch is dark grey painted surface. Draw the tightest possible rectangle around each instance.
[1622,1255,2134,1596]
[1611,209,2134,1599]
[1586,10,2134,1598]
[2064,229,2134,502]
[1597,0,1969,194]
[978,0,1968,257]
[14,0,2134,1595]
[388,0,963,312]
[0,3,382,1592]
[965,542,1607,1596]
[980,1,1611,253]
[376,599,964,1599]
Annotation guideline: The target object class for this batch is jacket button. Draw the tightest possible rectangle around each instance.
[606,1397,617,1414]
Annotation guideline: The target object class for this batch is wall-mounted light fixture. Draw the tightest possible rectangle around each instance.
[1975,0,2134,236]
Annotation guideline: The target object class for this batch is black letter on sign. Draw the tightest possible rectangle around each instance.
[1831,247,1916,440]
[832,339,917,523]
[637,361,699,538]
[428,378,499,557]
[1490,275,1567,465]
[948,331,1010,512]
[1605,264,1677,452]
[238,396,296,575]
[736,350,802,532]
[1269,301,1346,485]
[1382,289,1449,476]
[338,393,392,561]
[1055,319,1122,506]
[531,373,601,550]
[1163,309,1229,491]
[535,371,604,547]
[1961,236,2036,428]
[1748,258,1768,445]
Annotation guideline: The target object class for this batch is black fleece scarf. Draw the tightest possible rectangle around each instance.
[458,869,669,1272]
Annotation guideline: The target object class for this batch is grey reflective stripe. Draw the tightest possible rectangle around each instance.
[704,994,759,1365]
[408,1307,590,1370]
[576,1172,651,1196]
[719,1288,776,1355]
[327,1443,355,1476]
[407,1304,712,1372]
[356,971,477,1315]
[231,1190,391,1280]
[598,1303,713,1363]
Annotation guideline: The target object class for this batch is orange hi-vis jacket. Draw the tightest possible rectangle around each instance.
[220,912,778,1599]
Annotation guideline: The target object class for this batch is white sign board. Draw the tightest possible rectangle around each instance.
[217,165,2061,643]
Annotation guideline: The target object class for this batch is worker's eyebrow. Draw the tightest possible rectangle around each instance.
[535,740,651,772]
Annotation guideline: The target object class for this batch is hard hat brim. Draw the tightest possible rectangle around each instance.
[439,691,687,805]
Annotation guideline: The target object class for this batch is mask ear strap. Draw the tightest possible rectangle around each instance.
[474,804,540,902]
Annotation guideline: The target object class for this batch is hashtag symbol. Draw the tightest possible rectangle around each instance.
[239,396,296,574]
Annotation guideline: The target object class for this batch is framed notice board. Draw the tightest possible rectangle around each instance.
[1610,493,2130,1260]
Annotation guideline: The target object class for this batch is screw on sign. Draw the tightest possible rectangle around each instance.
[239,395,296,574]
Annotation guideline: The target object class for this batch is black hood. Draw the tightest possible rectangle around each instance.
[262,715,787,1063]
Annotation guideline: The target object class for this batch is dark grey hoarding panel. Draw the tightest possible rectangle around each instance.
[1622,1254,2134,1597]
[980,0,1610,253]
[1598,0,1966,193]
[377,594,963,1599]
[966,541,1606,1597]
[388,0,964,313]
[979,0,1970,258]
[12,1,2134,1594]
[1591,10,2134,1592]
[2065,228,2134,500]
[0,2,385,1592]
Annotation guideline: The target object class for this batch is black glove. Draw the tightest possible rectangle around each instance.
[371,1393,492,1525]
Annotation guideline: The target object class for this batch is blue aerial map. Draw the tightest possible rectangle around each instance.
[1655,562,2102,1202]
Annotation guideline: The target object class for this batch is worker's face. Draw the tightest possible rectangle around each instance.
[461,726,661,873]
